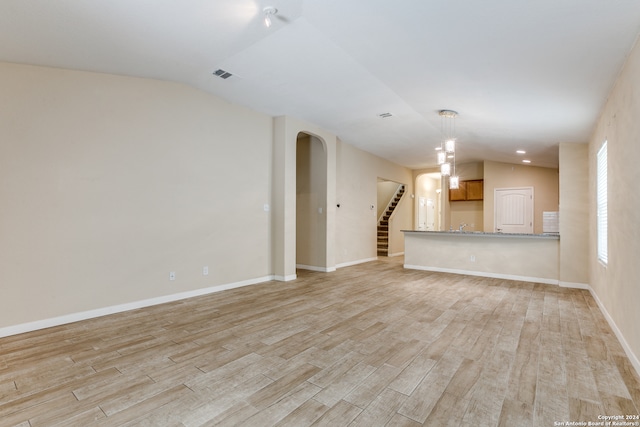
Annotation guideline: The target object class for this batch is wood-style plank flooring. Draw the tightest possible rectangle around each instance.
[1,257,639,426]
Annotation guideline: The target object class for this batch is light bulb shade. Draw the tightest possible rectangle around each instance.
[437,151,446,165]
[450,175,460,189]
[445,139,455,153]
[441,162,451,176]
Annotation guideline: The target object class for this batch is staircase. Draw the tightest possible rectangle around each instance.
[377,184,405,256]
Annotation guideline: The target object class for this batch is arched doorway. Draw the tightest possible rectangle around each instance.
[272,116,336,281]
[296,133,327,270]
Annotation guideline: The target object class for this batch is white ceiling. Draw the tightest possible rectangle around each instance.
[1,0,639,169]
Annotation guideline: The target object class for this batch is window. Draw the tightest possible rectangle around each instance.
[597,141,608,264]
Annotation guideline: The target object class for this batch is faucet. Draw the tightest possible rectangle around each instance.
[459,223,468,232]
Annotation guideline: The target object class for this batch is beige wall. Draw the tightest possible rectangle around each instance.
[450,201,483,232]
[0,61,414,332]
[559,143,589,287]
[483,161,559,233]
[335,141,413,264]
[588,36,640,370]
[0,62,273,329]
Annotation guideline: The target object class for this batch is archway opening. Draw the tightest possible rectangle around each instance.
[296,132,327,271]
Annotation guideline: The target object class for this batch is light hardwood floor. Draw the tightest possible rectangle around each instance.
[1,257,639,426]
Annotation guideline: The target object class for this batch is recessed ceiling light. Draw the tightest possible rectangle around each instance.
[516,150,526,154]
[522,159,531,164]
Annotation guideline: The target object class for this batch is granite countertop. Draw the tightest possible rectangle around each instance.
[402,230,560,239]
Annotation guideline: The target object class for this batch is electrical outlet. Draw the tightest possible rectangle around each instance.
[203,266,209,276]
[169,271,176,281]
[470,255,476,262]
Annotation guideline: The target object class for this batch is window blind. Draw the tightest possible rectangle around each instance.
[597,141,608,264]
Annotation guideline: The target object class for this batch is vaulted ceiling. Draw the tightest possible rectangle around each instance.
[2,0,639,169]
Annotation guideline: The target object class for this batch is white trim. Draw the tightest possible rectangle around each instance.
[559,281,590,290]
[0,275,274,339]
[403,264,559,285]
[274,274,297,282]
[388,251,405,257]
[296,264,335,273]
[589,287,640,379]
[336,257,378,269]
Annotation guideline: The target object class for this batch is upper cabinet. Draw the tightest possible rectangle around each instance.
[449,182,467,201]
[449,179,483,201]
[466,179,484,200]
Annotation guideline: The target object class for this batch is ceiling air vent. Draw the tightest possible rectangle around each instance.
[213,69,233,79]
[378,112,393,118]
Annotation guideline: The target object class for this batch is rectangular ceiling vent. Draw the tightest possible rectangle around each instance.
[213,69,233,79]
[378,112,393,118]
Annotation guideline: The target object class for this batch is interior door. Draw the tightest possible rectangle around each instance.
[418,197,426,230]
[425,198,435,231]
[494,187,534,233]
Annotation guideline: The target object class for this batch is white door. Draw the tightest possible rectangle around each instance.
[418,197,426,230]
[425,198,435,231]
[494,187,534,233]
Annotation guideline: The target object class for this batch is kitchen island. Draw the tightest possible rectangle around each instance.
[402,230,560,284]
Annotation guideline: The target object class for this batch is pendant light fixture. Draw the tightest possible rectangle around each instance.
[436,110,459,189]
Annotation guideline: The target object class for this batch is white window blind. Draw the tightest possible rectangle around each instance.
[597,141,608,264]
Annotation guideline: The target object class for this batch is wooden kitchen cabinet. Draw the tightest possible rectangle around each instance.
[466,180,483,200]
[449,179,483,201]
[449,181,467,201]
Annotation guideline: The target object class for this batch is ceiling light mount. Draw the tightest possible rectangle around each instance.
[263,6,278,27]
[438,109,458,119]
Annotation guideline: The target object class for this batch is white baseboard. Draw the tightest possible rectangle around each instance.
[335,257,378,269]
[0,275,274,339]
[559,280,590,289]
[403,264,559,285]
[588,287,640,379]
[388,251,405,257]
[273,274,297,282]
[296,264,337,273]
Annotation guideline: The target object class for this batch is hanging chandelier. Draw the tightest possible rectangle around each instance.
[435,110,459,190]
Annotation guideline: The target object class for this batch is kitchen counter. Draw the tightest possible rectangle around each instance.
[402,230,560,284]
[402,230,560,239]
